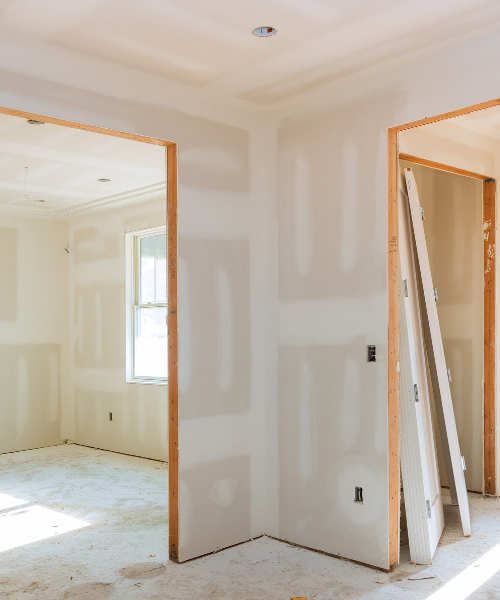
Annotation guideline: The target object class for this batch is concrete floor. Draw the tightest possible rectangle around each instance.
[1,445,500,600]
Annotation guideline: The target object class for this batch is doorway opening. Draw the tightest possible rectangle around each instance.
[388,99,499,567]
[0,106,179,560]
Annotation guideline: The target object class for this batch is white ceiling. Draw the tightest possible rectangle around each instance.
[0,0,500,109]
[0,113,165,218]
[450,105,500,140]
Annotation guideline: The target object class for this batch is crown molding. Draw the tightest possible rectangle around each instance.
[0,181,166,220]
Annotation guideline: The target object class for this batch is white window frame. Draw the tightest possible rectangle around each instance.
[125,225,168,385]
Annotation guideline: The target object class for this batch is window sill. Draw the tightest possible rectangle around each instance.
[126,378,168,386]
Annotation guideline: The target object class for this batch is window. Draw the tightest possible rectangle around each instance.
[126,227,167,384]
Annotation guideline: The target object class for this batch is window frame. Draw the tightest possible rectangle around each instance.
[125,225,168,385]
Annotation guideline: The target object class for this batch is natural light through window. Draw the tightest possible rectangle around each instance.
[126,227,168,384]
[425,540,500,600]
[0,501,89,553]
[0,492,28,511]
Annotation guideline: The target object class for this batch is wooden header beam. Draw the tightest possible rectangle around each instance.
[0,105,175,147]
[399,153,493,182]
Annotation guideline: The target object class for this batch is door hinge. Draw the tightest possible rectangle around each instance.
[421,206,425,221]
[414,384,419,402]
[434,287,439,302]
[447,368,452,383]
[426,500,431,518]
[403,279,408,297]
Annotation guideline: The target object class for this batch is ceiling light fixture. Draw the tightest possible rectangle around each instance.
[98,178,111,182]
[26,119,45,125]
[253,26,277,37]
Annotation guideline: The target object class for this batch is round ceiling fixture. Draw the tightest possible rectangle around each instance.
[27,119,45,125]
[253,26,276,37]
[98,178,111,182]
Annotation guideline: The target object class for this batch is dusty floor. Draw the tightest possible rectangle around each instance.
[1,445,500,600]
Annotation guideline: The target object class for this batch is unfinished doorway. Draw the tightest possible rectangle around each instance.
[0,106,179,559]
[388,100,499,567]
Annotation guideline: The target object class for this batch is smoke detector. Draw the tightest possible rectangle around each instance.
[253,27,277,37]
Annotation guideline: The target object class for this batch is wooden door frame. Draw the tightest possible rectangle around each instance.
[388,98,500,568]
[0,105,180,560]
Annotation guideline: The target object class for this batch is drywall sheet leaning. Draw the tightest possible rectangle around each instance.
[398,171,444,564]
[404,167,471,536]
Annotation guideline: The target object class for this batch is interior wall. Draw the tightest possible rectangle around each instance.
[0,215,69,453]
[271,30,500,570]
[68,196,169,461]
[275,97,391,569]
[402,161,484,493]
[0,62,271,561]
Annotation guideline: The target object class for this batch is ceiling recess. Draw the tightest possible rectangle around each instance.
[253,27,276,37]
[27,119,45,125]
[98,178,111,182]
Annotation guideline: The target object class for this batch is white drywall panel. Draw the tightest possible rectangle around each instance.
[68,196,169,461]
[277,98,391,569]
[0,215,69,453]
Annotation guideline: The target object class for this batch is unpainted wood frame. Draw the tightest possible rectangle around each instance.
[0,105,180,559]
[388,97,500,568]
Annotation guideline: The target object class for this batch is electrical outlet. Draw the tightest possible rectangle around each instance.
[367,346,376,362]
[354,487,363,504]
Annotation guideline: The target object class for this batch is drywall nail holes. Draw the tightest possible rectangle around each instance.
[354,487,363,504]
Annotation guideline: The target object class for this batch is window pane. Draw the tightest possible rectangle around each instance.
[139,234,166,304]
[134,306,168,378]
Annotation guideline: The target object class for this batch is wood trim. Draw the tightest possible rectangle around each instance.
[391,97,500,133]
[167,143,179,559]
[399,154,492,182]
[0,105,175,147]
[484,179,496,496]
[388,127,399,569]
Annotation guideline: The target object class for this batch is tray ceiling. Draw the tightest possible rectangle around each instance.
[0,113,165,219]
[0,0,500,109]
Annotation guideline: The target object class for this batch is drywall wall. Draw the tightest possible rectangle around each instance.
[68,196,169,461]
[0,215,69,453]
[401,161,484,493]
[0,69,272,561]
[271,31,500,570]
[276,97,391,568]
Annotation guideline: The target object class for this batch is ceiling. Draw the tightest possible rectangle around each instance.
[0,113,165,218]
[0,0,500,109]
[450,105,500,141]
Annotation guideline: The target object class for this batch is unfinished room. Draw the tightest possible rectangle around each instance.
[2,1,500,599]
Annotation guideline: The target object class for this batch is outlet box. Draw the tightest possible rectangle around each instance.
[109,412,113,421]
[354,486,363,504]
[367,346,376,362]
